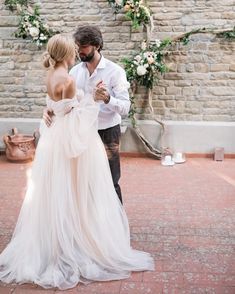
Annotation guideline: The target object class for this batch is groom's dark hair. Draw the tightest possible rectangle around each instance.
[73,26,103,52]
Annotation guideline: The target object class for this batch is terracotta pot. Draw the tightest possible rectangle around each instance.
[3,128,36,162]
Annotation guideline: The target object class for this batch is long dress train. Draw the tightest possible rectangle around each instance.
[0,91,154,290]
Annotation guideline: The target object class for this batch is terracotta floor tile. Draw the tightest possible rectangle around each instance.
[0,155,235,293]
[0,288,15,294]
[120,281,162,294]
[75,281,121,293]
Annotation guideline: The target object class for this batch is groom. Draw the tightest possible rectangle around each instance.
[44,26,130,204]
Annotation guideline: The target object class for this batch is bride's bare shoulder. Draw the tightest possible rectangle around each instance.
[61,76,76,99]
[51,75,75,100]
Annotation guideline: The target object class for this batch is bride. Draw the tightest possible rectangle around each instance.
[0,34,154,290]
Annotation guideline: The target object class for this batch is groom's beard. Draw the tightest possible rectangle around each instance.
[79,49,95,62]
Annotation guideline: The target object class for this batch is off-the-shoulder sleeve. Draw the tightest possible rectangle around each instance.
[63,97,99,158]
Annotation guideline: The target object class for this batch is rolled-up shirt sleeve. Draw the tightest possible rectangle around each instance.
[105,67,131,116]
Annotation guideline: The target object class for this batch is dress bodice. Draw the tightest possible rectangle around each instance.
[46,89,84,117]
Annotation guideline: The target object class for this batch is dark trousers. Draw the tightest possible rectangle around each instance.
[98,124,122,204]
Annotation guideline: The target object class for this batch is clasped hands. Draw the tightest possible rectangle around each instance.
[93,80,110,104]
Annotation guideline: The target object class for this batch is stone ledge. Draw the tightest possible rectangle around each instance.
[1,118,235,154]
[121,120,235,154]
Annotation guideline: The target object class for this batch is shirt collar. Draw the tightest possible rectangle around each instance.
[97,55,106,69]
[81,55,106,69]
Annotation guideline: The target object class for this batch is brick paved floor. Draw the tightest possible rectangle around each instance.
[0,155,234,294]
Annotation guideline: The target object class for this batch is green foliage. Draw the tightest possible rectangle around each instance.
[128,94,137,127]
[177,28,206,45]
[124,0,151,28]
[4,0,28,11]
[14,6,54,46]
[216,26,235,39]
[107,0,123,14]
[4,0,57,47]
[122,39,169,90]
[108,0,151,28]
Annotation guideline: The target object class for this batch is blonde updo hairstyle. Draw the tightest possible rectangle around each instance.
[43,34,76,69]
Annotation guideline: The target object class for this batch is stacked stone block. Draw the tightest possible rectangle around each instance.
[0,0,234,121]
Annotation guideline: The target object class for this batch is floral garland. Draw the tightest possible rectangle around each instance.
[122,38,170,90]
[107,1,235,157]
[121,26,235,126]
[108,0,151,28]
[122,26,235,90]
[4,0,56,47]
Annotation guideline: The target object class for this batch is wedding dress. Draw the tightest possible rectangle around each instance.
[0,91,154,290]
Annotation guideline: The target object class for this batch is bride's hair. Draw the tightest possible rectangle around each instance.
[43,34,76,69]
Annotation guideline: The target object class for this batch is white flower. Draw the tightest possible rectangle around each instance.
[16,4,22,13]
[43,23,49,30]
[155,39,161,48]
[144,51,155,59]
[29,27,40,38]
[141,41,147,50]
[115,0,122,5]
[144,63,149,68]
[137,65,147,76]
[134,55,142,63]
[142,5,150,17]
[39,33,46,40]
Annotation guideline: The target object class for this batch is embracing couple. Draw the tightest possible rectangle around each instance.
[0,26,154,290]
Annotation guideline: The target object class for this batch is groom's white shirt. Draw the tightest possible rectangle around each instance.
[69,56,130,130]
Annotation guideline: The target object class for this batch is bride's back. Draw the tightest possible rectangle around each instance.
[42,34,77,102]
[46,68,76,102]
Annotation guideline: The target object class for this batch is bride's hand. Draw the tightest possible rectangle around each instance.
[43,108,54,127]
[94,81,110,104]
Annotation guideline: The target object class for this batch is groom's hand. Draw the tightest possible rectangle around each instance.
[43,108,54,127]
[94,81,110,104]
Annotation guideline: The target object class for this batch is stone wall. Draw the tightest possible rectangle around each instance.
[0,0,234,121]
